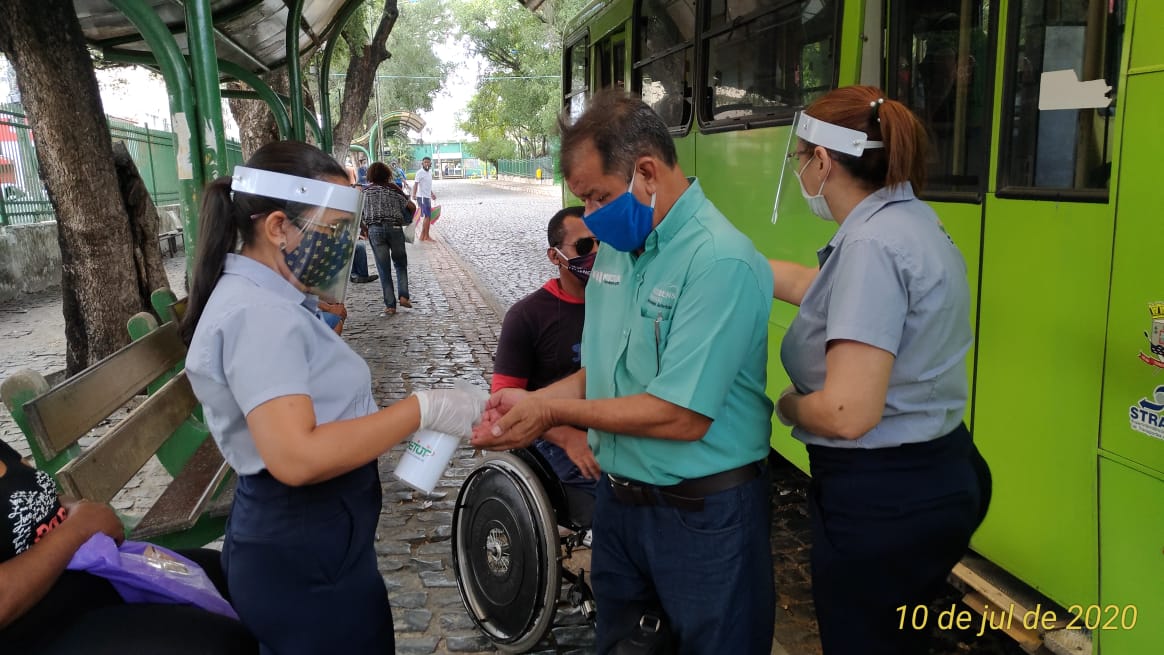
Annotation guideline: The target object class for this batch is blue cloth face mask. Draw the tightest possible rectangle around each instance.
[582,170,656,252]
[284,221,355,290]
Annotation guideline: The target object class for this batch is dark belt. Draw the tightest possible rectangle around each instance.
[606,461,765,512]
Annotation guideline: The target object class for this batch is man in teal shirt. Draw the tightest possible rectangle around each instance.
[473,91,775,653]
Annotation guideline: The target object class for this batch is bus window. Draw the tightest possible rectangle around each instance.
[596,32,628,91]
[636,0,695,130]
[699,0,840,127]
[999,0,1125,197]
[888,1,996,197]
[564,36,589,123]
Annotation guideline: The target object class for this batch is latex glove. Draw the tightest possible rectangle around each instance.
[414,383,489,438]
[775,384,798,427]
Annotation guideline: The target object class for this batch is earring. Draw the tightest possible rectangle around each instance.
[278,241,286,252]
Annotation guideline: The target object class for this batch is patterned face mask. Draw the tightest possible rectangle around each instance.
[283,219,356,290]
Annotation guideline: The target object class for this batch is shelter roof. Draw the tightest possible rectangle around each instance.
[74,0,361,76]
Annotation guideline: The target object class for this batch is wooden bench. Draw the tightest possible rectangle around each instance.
[0,308,233,549]
[158,229,184,258]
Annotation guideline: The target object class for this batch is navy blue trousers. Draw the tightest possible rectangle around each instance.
[223,463,393,655]
[591,469,774,654]
[807,424,991,655]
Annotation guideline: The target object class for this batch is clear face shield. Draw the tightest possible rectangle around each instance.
[232,166,364,302]
[770,111,884,224]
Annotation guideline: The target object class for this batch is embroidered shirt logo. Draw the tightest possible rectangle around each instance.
[592,271,622,286]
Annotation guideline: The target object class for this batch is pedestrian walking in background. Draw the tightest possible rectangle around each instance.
[412,156,436,242]
[362,162,415,316]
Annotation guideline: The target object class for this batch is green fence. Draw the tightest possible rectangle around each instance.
[1,105,243,227]
[497,156,555,180]
[0,107,53,226]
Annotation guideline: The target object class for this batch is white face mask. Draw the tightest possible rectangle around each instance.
[794,156,834,222]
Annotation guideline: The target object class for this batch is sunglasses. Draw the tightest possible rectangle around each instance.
[562,236,599,256]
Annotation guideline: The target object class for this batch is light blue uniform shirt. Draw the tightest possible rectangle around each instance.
[582,179,774,485]
[781,183,971,449]
[186,254,378,475]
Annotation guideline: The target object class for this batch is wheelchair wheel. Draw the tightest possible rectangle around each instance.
[452,452,561,652]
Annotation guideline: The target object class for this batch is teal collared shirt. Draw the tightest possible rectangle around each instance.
[582,179,774,485]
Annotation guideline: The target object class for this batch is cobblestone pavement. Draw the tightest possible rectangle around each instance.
[0,179,1025,655]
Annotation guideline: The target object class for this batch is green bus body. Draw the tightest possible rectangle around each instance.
[562,1,1163,652]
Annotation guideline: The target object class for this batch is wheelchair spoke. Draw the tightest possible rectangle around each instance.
[486,526,512,574]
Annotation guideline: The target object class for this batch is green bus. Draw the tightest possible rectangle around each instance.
[562,1,1161,653]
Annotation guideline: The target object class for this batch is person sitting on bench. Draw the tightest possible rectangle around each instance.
[0,439,256,654]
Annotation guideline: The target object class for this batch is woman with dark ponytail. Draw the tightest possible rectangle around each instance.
[180,141,485,654]
[769,86,992,655]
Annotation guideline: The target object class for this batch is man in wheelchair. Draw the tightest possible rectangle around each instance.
[451,208,600,652]
[490,206,600,494]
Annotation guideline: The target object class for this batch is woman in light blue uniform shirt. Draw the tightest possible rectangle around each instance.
[770,86,991,655]
[180,141,482,654]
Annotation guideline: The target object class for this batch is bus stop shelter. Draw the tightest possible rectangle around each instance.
[73,0,365,260]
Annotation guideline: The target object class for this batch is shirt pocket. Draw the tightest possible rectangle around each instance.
[625,312,672,385]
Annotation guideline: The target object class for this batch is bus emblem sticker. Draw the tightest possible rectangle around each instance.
[1138,302,1164,369]
[1128,385,1164,441]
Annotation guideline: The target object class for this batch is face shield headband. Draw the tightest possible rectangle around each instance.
[770,111,885,224]
[232,166,364,302]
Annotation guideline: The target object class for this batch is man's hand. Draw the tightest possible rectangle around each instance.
[318,301,347,320]
[471,395,554,451]
[559,427,600,479]
[62,498,125,544]
[487,387,529,416]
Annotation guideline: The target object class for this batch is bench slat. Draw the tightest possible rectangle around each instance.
[23,322,186,459]
[56,371,199,503]
[131,437,234,541]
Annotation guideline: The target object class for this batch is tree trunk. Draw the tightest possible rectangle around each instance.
[226,69,289,161]
[112,142,170,302]
[0,0,150,374]
[331,0,400,161]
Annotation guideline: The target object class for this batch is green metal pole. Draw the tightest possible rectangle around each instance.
[185,0,228,180]
[105,2,203,268]
[219,90,290,141]
[286,0,306,141]
[349,144,371,161]
[318,0,365,155]
[217,60,292,139]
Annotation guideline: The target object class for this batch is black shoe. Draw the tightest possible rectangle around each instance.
[351,275,378,283]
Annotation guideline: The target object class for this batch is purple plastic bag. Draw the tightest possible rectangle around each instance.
[66,534,238,620]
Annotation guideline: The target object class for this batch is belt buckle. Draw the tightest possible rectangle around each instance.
[608,474,653,506]
[608,473,633,489]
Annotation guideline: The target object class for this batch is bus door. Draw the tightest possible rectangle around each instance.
[976,0,1124,614]
[885,0,997,424]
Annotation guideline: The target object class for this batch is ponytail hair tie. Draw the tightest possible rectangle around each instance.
[870,97,886,122]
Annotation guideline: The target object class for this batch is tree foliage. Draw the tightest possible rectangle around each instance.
[321,0,452,164]
[454,0,584,158]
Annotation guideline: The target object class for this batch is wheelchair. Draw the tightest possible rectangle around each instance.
[452,447,597,652]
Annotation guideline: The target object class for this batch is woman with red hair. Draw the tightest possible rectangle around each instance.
[771,85,992,655]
